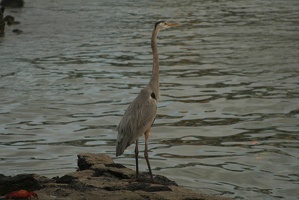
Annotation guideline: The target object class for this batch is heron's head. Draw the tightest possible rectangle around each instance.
[154,20,178,31]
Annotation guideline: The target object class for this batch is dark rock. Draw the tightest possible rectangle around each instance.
[126,182,151,191]
[102,185,123,191]
[0,174,42,195]
[153,174,178,186]
[1,0,24,8]
[68,181,95,192]
[3,14,13,22]
[4,15,19,25]
[126,182,172,192]
[55,174,77,184]
[0,5,4,36]
[105,163,126,168]
[12,28,22,34]
[143,185,173,192]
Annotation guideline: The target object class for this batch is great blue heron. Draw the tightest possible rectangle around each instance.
[116,20,178,180]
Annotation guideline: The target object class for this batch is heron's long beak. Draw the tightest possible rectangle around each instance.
[166,22,179,27]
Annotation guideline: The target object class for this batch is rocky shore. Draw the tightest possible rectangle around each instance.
[0,0,24,8]
[0,153,233,200]
[0,0,24,36]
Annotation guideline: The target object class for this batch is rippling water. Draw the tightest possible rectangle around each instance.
[1,0,299,199]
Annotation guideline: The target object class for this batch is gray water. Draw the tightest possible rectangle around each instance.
[1,0,299,199]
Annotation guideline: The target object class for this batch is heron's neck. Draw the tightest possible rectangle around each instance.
[149,27,160,97]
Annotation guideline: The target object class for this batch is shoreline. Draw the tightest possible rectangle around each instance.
[0,153,233,200]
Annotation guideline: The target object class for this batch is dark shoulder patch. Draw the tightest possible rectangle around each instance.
[151,92,156,100]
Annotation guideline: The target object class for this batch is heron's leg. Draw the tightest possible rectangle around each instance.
[135,139,139,178]
[144,129,154,180]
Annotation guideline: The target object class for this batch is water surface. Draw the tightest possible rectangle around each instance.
[1,0,299,199]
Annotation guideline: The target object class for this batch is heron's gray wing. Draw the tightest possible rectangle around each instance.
[116,88,157,156]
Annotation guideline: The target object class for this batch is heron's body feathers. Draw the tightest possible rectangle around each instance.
[116,86,157,156]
